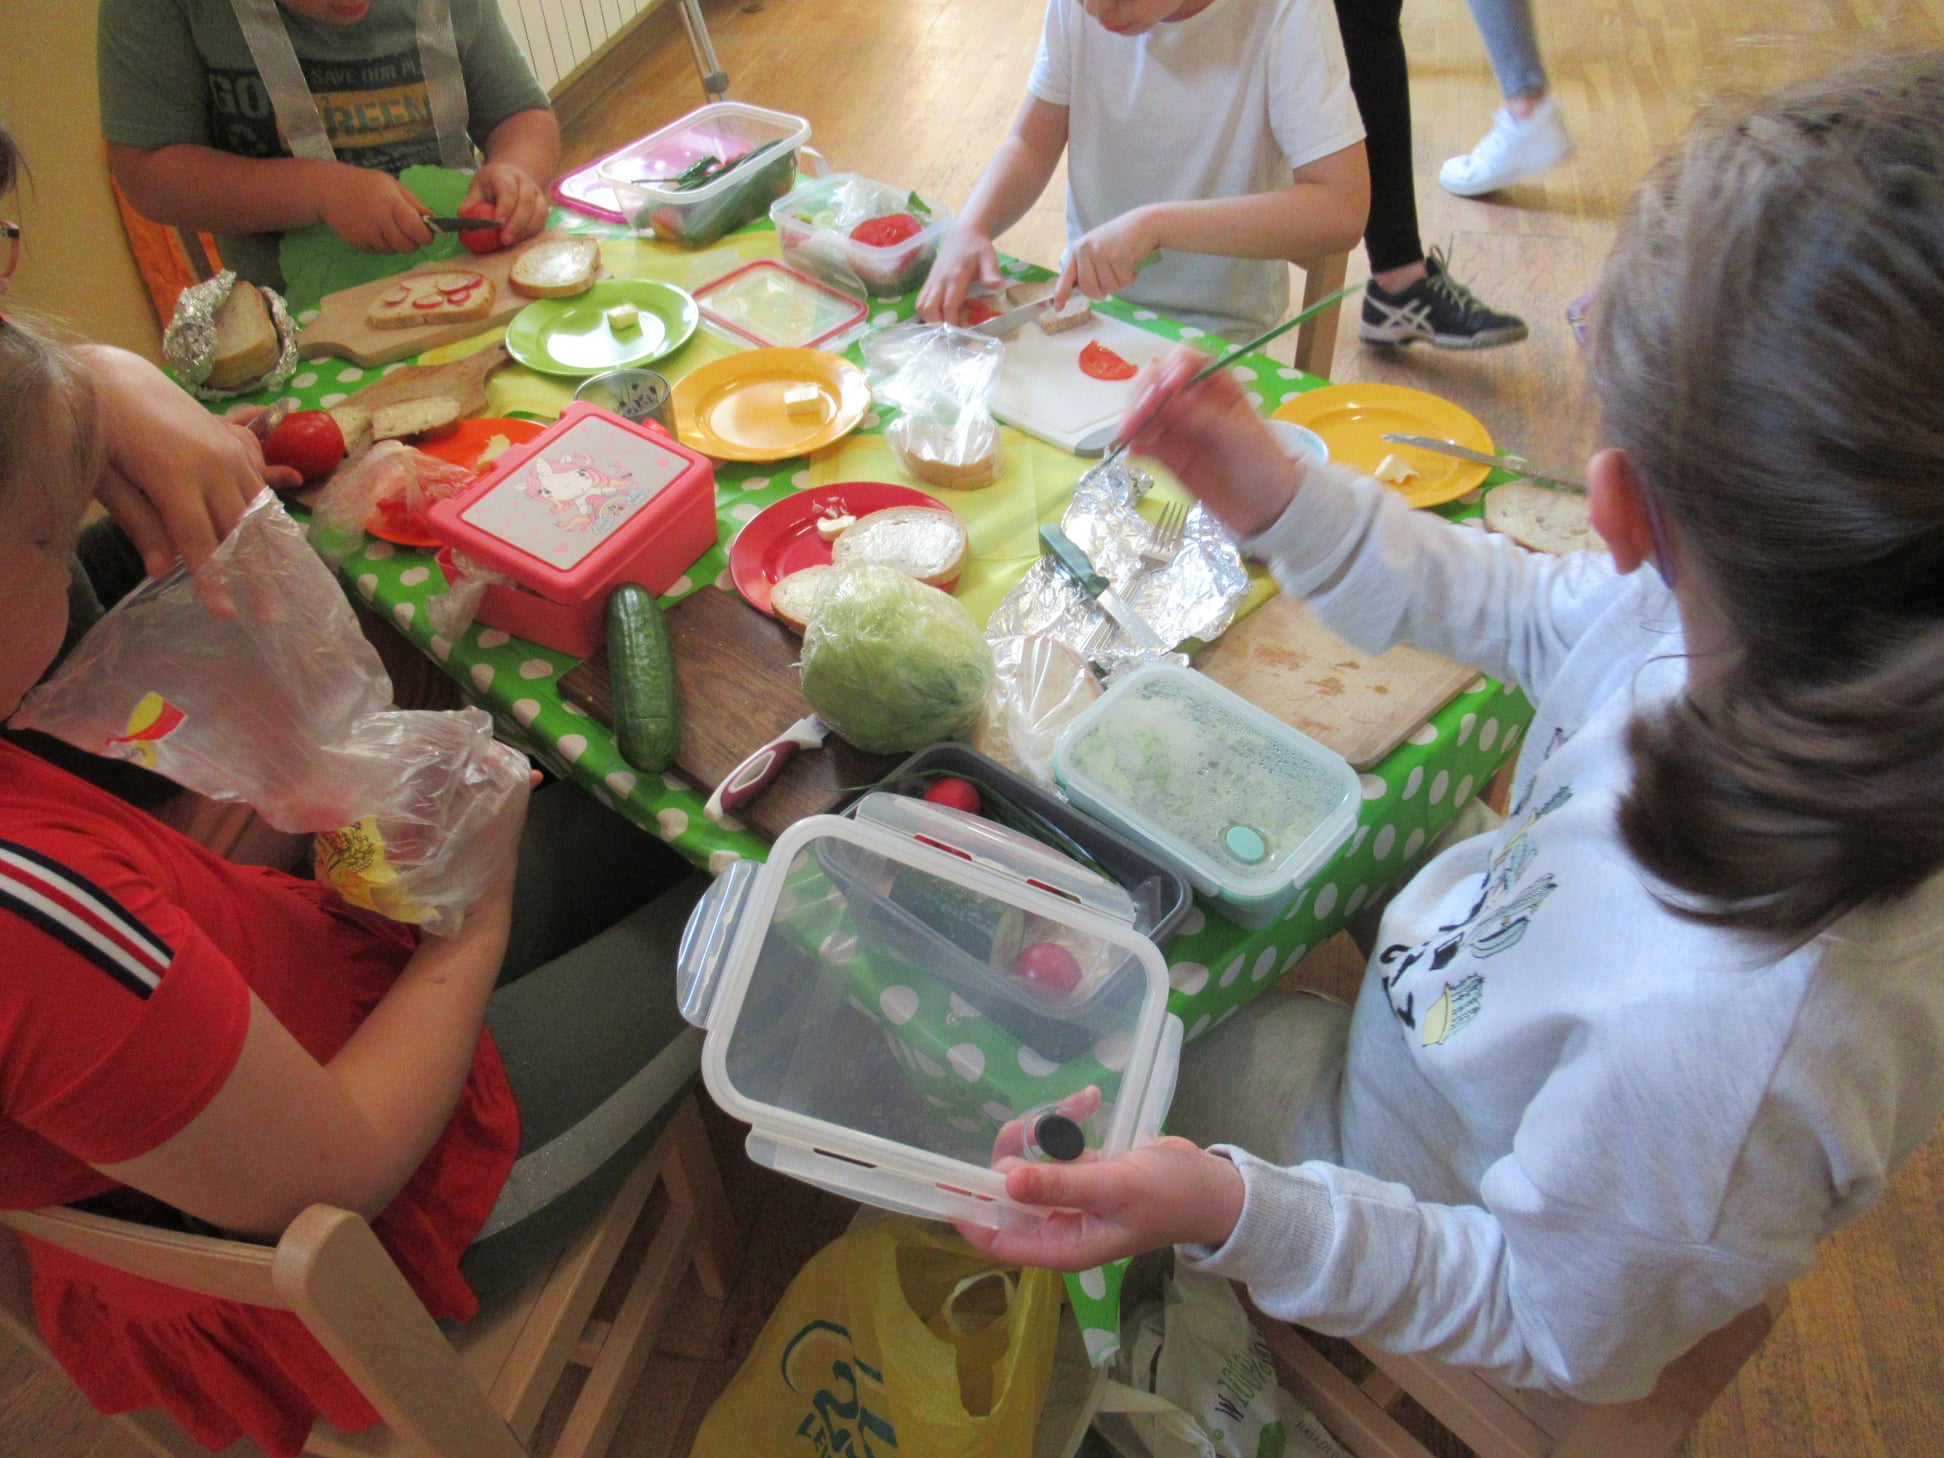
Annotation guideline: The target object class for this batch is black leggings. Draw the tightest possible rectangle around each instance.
[1333,0,1424,275]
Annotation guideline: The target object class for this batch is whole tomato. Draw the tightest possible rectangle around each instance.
[1011,941,1084,1001]
[261,411,347,483]
[921,777,982,816]
[456,200,505,255]
[849,213,923,250]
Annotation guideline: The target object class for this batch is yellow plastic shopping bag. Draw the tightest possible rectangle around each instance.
[693,1218,1061,1458]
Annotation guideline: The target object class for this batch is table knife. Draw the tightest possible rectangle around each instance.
[972,296,1049,338]
[1039,524,1170,653]
[423,215,504,234]
[1380,433,1585,494]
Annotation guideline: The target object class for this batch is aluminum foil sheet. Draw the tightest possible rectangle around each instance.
[987,457,1248,678]
[163,270,300,400]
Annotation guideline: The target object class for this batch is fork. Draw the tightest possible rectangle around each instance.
[1083,502,1188,656]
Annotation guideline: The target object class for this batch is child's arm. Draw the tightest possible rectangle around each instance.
[106,143,437,255]
[915,95,1070,325]
[1054,143,1370,307]
[463,107,560,246]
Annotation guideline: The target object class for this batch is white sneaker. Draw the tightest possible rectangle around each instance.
[1439,97,1574,197]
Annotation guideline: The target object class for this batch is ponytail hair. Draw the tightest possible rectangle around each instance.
[1592,52,1944,945]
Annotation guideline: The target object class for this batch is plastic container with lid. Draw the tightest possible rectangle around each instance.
[771,174,952,298]
[595,102,818,248]
[694,259,868,351]
[1053,664,1361,929]
[678,795,1183,1230]
[426,403,716,657]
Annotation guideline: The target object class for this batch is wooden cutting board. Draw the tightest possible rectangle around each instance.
[1193,595,1478,769]
[333,342,510,422]
[297,227,582,367]
[559,586,903,841]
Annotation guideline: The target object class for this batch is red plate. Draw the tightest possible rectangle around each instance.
[365,418,547,547]
[730,481,957,616]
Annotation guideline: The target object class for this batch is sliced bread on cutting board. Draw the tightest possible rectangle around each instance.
[1193,595,1478,770]
[366,270,496,330]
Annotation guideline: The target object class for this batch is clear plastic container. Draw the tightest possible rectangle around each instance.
[1054,664,1361,929]
[771,173,952,298]
[693,259,867,350]
[596,102,814,248]
[678,798,1181,1230]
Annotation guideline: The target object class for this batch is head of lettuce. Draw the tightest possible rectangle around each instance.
[801,563,994,753]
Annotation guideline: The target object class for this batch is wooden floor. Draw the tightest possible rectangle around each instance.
[7,1,1943,1456]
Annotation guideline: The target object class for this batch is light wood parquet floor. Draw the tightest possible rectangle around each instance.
[5,2,1941,1456]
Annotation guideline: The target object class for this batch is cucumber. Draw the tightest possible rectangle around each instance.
[604,584,679,772]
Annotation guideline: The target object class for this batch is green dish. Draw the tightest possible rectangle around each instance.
[504,280,699,378]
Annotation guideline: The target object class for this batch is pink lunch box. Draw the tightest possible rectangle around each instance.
[428,402,717,657]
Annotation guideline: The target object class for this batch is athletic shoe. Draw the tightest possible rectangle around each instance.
[1439,96,1574,197]
[1359,251,1529,349]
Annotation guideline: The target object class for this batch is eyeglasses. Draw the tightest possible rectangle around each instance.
[0,220,18,284]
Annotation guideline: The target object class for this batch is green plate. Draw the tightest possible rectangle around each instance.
[504,280,699,377]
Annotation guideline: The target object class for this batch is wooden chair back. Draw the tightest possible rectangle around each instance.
[1293,251,1351,378]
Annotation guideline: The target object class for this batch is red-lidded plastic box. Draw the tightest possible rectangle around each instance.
[428,403,716,657]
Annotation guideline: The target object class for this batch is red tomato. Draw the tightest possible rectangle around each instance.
[261,411,347,483]
[1079,341,1139,382]
[456,201,505,254]
[961,299,1001,326]
[849,213,924,249]
[921,777,982,816]
[1011,941,1083,1001]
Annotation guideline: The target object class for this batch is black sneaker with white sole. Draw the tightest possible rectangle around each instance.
[1359,250,1529,349]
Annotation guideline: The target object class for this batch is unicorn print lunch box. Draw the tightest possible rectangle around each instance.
[429,403,717,656]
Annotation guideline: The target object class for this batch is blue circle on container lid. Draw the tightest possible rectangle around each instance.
[1224,824,1269,864]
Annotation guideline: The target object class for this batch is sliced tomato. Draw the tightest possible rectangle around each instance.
[849,213,924,249]
[1079,341,1138,381]
[961,299,1001,326]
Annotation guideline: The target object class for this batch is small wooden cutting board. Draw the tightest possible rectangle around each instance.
[559,586,903,841]
[297,227,581,367]
[1194,595,1477,769]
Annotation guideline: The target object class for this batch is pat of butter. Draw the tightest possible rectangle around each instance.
[606,302,640,331]
[1374,453,1420,485]
[782,384,824,417]
[816,513,857,541]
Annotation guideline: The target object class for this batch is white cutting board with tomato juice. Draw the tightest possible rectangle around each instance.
[990,311,1178,453]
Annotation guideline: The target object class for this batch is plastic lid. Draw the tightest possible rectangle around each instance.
[1053,664,1361,903]
[693,260,866,350]
[677,811,1175,1226]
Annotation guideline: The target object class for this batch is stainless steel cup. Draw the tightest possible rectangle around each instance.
[575,368,676,437]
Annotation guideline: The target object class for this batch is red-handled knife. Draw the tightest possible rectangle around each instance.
[704,715,829,824]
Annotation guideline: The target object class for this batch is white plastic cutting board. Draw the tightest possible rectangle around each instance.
[990,311,1179,452]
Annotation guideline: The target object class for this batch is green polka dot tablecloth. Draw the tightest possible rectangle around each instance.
[216,205,1534,1367]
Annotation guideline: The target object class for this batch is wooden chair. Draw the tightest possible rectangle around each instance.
[1292,251,1352,378]
[0,1089,739,1458]
[1249,1289,1788,1458]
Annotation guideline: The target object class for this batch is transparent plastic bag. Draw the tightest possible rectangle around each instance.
[863,321,1005,490]
[13,492,529,935]
[972,634,1102,789]
[308,440,476,562]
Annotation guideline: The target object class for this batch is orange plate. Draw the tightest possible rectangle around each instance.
[367,418,548,547]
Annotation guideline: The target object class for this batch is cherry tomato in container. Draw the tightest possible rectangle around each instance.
[1011,941,1084,1001]
[455,200,505,254]
[921,777,982,816]
[260,411,347,483]
[849,213,924,249]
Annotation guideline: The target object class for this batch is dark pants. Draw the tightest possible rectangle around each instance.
[1333,0,1424,275]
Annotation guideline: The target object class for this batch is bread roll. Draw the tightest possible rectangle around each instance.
[1483,481,1606,555]
[830,506,969,587]
[510,237,600,298]
[770,565,833,634]
[207,281,279,390]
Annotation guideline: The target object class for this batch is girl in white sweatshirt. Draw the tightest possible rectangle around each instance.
[963,53,1944,1402]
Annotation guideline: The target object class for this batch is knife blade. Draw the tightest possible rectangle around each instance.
[1380,433,1585,494]
[423,215,504,234]
[971,297,1049,338]
[1039,524,1170,653]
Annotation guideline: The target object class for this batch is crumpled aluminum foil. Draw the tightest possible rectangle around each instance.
[986,456,1249,678]
[163,270,300,400]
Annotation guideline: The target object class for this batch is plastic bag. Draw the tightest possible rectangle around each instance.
[972,634,1103,788]
[13,492,529,935]
[308,440,476,562]
[1092,1265,1350,1458]
[863,321,1005,490]
[692,1219,1060,1458]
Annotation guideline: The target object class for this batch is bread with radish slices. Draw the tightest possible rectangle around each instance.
[366,271,497,330]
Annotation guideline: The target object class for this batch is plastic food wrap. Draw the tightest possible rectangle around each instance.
[862,322,1005,490]
[162,270,299,400]
[307,441,477,561]
[772,173,951,296]
[13,493,529,935]
[972,635,1102,788]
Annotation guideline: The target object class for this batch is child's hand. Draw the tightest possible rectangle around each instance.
[1056,208,1159,307]
[954,1136,1246,1272]
[464,162,550,246]
[917,222,1003,324]
[318,165,436,254]
[1123,348,1305,539]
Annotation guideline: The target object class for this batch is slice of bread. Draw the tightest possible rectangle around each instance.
[1038,295,1093,335]
[326,404,374,462]
[1483,481,1606,555]
[830,506,969,588]
[892,416,1001,491]
[1003,281,1055,311]
[207,280,280,389]
[510,237,600,299]
[366,271,496,330]
[771,565,833,634]
[371,399,462,442]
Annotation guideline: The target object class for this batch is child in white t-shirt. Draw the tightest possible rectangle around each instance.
[916,0,1368,341]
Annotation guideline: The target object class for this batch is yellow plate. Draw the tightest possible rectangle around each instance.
[1272,383,1495,508]
[671,347,872,463]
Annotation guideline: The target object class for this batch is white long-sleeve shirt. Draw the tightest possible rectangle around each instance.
[1182,465,1944,1400]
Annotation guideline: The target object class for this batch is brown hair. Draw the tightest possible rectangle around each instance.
[1592,52,1944,944]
